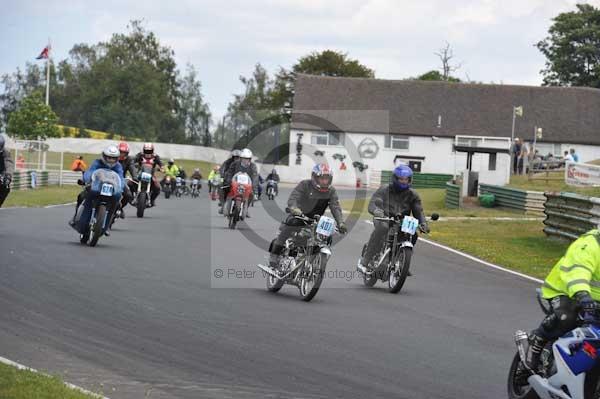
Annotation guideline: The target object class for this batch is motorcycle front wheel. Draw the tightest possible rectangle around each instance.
[137,191,147,218]
[388,247,412,294]
[228,205,238,229]
[89,205,106,247]
[507,352,539,399]
[299,252,328,302]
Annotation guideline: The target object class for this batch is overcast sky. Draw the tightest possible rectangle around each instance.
[2,0,599,120]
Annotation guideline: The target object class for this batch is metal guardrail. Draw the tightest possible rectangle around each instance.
[10,170,49,190]
[445,182,461,209]
[543,192,600,241]
[478,184,545,214]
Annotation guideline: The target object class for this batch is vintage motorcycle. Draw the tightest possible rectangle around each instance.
[133,164,154,218]
[356,213,438,293]
[190,178,201,198]
[257,211,338,302]
[266,179,278,200]
[224,172,252,229]
[75,169,123,247]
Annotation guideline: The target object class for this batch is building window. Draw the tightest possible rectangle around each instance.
[489,153,496,171]
[385,135,409,150]
[311,132,344,146]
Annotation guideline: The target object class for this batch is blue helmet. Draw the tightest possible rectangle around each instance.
[392,165,412,190]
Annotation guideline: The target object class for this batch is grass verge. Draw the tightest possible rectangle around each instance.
[428,219,568,280]
[3,186,81,208]
[509,173,600,197]
[0,361,99,399]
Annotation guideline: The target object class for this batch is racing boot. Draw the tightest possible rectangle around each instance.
[525,333,546,373]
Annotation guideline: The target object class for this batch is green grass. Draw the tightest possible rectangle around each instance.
[429,219,568,279]
[342,188,529,218]
[4,186,80,208]
[0,362,99,399]
[509,173,600,197]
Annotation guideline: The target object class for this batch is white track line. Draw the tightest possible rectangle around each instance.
[364,220,543,284]
[0,356,110,399]
[0,201,75,211]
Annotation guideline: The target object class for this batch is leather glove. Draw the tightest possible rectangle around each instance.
[419,222,430,234]
[77,178,85,186]
[290,207,303,216]
[373,209,385,218]
[338,223,348,234]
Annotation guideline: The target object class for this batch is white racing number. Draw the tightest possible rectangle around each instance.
[316,216,336,237]
[401,216,419,235]
[236,174,250,185]
[100,183,114,196]
[141,172,152,182]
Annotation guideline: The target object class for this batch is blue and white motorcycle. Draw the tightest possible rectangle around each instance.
[77,169,123,247]
[508,290,600,399]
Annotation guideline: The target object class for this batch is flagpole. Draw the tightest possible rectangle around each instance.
[45,39,50,106]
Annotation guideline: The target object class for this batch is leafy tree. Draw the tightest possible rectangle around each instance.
[179,64,211,144]
[7,92,60,139]
[537,4,600,87]
[415,70,461,82]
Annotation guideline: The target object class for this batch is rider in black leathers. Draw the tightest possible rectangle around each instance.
[267,163,347,270]
[0,135,14,208]
[218,149,241,209]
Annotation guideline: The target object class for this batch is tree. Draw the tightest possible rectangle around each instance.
[179,64,211,145]
[537,4,600,87]
[7,92,60,139]
[415,70,461,82]
[272,50,374,109]
[2,20,212,144]
[434,42,462,81]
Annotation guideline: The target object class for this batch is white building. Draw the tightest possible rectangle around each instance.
[268,74,600,188]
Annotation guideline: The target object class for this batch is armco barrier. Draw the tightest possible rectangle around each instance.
[380,171,453,189]
[10,170,49,190]
[478,184,545,214]
[543,192,600,240]
[445,182,461,209]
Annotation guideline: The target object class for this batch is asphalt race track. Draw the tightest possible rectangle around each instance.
[0,187,541,398]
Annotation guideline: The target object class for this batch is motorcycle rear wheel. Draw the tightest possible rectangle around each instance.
[507,352,539,399]
[361,244,377,287]
[267,273,284,292]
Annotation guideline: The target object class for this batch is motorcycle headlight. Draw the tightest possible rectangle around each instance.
[238,186,245,194]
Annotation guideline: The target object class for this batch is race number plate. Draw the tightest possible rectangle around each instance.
[236,174,250,185]
[192,179,199,185]
[401,216,419,235]
[100,183,114,196]
[140,172,152,182]
[316,216,336,237]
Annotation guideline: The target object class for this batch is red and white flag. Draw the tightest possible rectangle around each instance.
[36,45,51,60]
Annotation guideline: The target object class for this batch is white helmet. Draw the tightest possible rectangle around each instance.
[102,145,119,166]
[240,148,253,159]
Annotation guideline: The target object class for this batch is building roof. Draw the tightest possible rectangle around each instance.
[290,74,600,145]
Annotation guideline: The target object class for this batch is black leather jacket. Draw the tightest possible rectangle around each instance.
[368,184,426,224]
[287,180,343,225]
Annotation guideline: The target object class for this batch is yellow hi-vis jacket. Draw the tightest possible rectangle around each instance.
[542,229,600,300]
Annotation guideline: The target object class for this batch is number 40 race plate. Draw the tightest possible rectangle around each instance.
[316,216,336,237]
